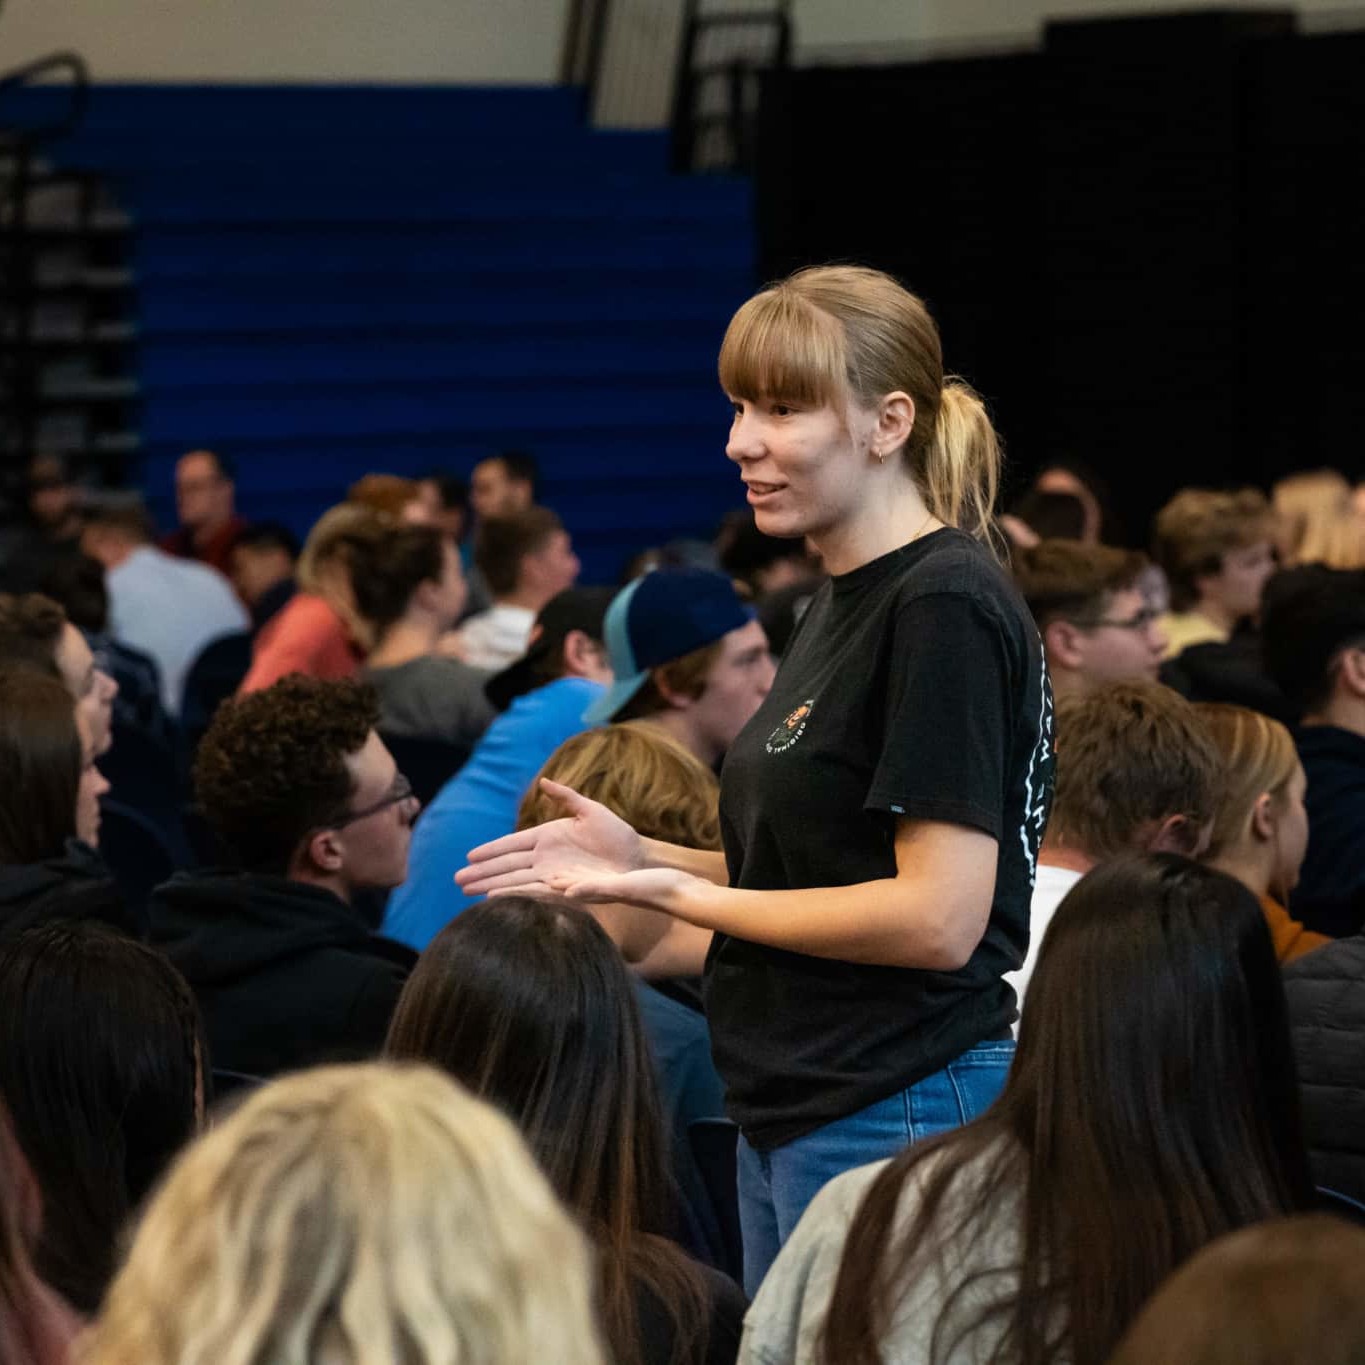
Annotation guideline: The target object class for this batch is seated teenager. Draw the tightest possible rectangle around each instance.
[587,568,775,769]
[1005,680,1219,1008]
[0,920,203,1314]
[516,721,731,1270]
[238,503,383,694]
[355,524,494,756]
[386,897,747,1365]
[1261,564,1365,936]
[742,856,1312,1365]
[0,591,118,756]
[381,587,614,950]
[1108,1215,1365,1365]
[81,1064,606,1365]
[150,676,418,1077]
[0,667,127,939]
[1014,540,1165,698]
[1196,703,1327,963]
[454,508,581,670]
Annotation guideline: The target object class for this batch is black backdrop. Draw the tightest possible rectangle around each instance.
[753,10,1365,546]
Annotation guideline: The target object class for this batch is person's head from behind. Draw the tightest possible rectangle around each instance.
[351,524,466,643]
[0,921,203,1314]
[347,472,421,521]
[295,502,389,644]
[719,265,1002,555]
[715,509,820,598]
[229,520,298,607]
[1262,564,1365,731]
[475,507,579,611]
[519,720,721,850]
[387,897,705,1365]
[173,449,235,536]
[0,591,118,757]
[193,676,418,899]
[1046,680,1219,866]
[1017,540,1165,695]
[470,450,538,522]
[1107,1215,1365,1365]
[821,855,1310,1365]
[1195,703,1308,906]
[1033,460,1110,542]
[1003,488,1089,548]
[414,471,470,540]
[1153,488,1276,625]
[79,498,155,572]
[1272,468,1352,566]
[482,587,615,712]
[0,667,108,859]
[586,567,774,766]
[78,1063,605,1365]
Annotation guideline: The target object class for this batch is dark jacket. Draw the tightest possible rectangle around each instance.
[1284,934,1365,1204]
[1159,628,1294,725]
[1294,725,1365,938]
[0,839,136,940]
[149,870,416,1079]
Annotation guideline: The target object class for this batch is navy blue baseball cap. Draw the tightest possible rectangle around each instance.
[583,568,755,724]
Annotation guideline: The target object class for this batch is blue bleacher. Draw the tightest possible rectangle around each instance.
[16,83,756,580]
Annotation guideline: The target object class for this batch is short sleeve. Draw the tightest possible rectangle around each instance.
[865,592,1013,840]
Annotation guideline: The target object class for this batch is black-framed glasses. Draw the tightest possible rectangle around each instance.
[1085,605,1161,633]
[331,773,416,829]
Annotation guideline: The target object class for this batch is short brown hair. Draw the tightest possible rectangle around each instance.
[0,592,66,679]
[193,675,380,874]
[350,525,446,636]
[612,639,725,723]
[347,474,420,520]
[1154,488,1273,611]
[83,498,155,545]
[0,667,81,864]
[475,508,563,597]
[1015,540,1147,630]
[1048,681,1220,860]
[516,721,721,850]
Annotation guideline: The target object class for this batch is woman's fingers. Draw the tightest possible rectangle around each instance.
[454,848,536,889]
[465,825,544,864]
[539,778,592,813]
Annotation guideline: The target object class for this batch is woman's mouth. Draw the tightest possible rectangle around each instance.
[745,481,785,505]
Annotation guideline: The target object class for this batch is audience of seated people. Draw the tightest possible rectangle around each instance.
[151,676,418,1077]
[454,506,582,669]
[1013,539,1165,697]
[588,567,775,769]
[80,1064,607,1365]
[382,586,614,948]
[386,896,747,1365]
[0,920,203,1313]
[1261,563,1365,938]
[160,449,248,578]
[227,519,299,631]
[353,523,494,754]
[742,855,1312,1365]
[81,498,249,716]
[1004,680,1218,1007]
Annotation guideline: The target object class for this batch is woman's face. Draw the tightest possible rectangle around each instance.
[725,394,876,541]
[1271,763,1310,893]
[75,710,110,848]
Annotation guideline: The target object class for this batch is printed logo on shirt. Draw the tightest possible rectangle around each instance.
[765,698,815,754]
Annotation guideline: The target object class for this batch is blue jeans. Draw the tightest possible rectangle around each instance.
[736,1040,1015,1295]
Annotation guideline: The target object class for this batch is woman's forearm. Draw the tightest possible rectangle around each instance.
[640,838,729,885]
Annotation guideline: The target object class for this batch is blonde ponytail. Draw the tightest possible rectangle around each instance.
[926,379,1003,555]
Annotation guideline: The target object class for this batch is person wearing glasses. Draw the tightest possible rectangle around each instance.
[149,676,420,1079]
[1013,539,1167,698]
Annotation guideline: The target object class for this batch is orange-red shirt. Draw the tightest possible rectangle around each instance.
[1262,893,1332,964]
[238,592,361,694]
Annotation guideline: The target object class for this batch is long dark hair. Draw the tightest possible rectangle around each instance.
[0,667,80,865]
[385,896,711,1365]
[0,921,204,1313]
[820,855,1312,1365]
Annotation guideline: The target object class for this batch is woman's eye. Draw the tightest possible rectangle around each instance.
[772,404,792,417]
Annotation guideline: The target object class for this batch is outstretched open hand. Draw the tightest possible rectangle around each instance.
[456,779,643,898]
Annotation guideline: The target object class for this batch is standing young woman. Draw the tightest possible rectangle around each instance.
[460,266,1054,1291]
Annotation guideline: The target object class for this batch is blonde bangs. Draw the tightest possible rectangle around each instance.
[717,287,847,406]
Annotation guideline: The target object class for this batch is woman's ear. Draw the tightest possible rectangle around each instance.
[873,391,916,458]
[1249,790,1276,843]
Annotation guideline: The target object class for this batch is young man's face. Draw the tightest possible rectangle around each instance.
[1201,539,1277,621]
[332,731,420,892]
[688,619,776,758]
[1064,587,1167,689]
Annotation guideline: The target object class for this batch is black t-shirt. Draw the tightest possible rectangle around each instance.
[707,529,1054,1150]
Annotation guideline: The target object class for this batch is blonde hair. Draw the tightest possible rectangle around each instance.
[1272,469,1351,565]
[79,1064,605,1365]
[1153,488,1273,611]
[296,504,392,652]
[517,721,720,849]
[1194,704,1300,863]
[718,265,1002,551]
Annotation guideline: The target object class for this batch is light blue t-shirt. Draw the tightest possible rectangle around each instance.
[381,677,605,951]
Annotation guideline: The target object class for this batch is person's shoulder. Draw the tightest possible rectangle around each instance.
[1284,932,1365,988]
[892,532,1021,614]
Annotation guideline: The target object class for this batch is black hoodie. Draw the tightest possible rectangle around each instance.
[149,870,416,1079]
[0,839,137,940]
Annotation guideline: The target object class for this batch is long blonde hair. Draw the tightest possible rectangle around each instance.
[517,721,721,849]
[718,265,1002,552]
[79,1064,606,1365]
[1272,469,1352,566]
[1195,704,1300,892]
